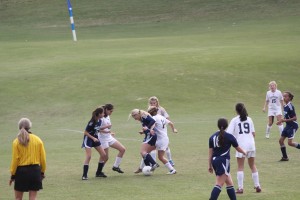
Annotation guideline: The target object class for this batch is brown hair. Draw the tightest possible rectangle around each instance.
[217,118,228,147]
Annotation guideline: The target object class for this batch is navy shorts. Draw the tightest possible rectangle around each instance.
[281,126,298,139]
[15,165,43,192]
[143,134,157,146]
[212,157,230,176]
[82,135,101,148]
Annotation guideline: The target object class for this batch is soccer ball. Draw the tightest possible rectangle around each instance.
[142,166,152,176]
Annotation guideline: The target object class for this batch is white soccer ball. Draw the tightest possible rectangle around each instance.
[142,166,152,176]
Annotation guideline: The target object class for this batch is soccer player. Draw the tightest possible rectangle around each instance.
[9,118,46,200]
[148,106,177,174]
[130,109,159,170]
[277,91,300,161]
[262,81,284,138]
[227,103,261,194]
[98,104,126,174]
[81,107,107,180]
[208,118,246,200]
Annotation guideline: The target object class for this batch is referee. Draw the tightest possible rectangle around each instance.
[9,118,46,200]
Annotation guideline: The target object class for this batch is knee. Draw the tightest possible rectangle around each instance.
[288,141,294,147]
[120,147,126,154]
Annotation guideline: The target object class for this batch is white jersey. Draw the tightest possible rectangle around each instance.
[227,116,256,151]
[157,107,169,119]
[152,114,169,142]
[99,115,112,140]
[266,89,283,110]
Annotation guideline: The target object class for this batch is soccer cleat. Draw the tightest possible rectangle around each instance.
[169,160,175,166]
[134,168,142,174]
[167,169,176,175]
[265,133,270,139]
[82,176,88,180]
[279,157,289,161]
[95,172,107,178]
[151,163,160,171]
[255,186,262,193]
[112,166,124,173]
[236,188,243,194]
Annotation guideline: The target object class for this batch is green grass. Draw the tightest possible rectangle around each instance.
[1,0,300,199]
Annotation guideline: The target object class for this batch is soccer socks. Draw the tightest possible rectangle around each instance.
[226,186,236,200]
[209,185,221,200]
[165,147,172,161]
[164,162,175,171]
[252,172,260,187]
[113,157,122,168]
[144,153,156,166]
[295,143,300,149]
[83,165,89,177]
[278,124,284,134]
[237,171,244,190]
[96,162,105,174]
[150,150,157,161]
[266,125,271,134]
[280,145,288,158]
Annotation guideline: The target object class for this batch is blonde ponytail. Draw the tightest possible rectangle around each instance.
[18,128,30,146]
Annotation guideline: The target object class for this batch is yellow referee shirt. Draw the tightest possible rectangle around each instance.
[10,133,46,176]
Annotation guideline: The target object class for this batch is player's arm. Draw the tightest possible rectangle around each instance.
[235,146,246,156]
[208,148,213,174]
[167,120,178,133]
[263,100,269,112]
[84,130,98,142]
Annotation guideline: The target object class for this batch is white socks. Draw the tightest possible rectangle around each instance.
[237,171,244,189]
[113,157,122,168]
[252,172,260,187]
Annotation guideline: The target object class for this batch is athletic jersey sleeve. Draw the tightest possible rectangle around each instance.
[227,118,237,138]
[85,121,94,133]
[248,117,255,133]
[229,134,239,148]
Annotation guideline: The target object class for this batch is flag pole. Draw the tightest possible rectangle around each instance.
[67,0,77,41]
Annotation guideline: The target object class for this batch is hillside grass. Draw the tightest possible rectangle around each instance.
[0,0,300,199]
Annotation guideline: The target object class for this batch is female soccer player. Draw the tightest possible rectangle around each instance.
[227,103,261,194]
[98,104,126,174]
[81,107,107,180]
[10,118,46,200]
[130,109,159,170]
[148,106,177,174]
[277,91,300,161]
[208,118,246,200]
[263,81,284,138]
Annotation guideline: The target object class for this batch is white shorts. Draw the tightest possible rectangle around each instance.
[236,150,256,158]
[155,138,169,151]
[268,108,282,117]
[98,134,117,149]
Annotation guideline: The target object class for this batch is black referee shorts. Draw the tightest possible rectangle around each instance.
[15,165,43,192]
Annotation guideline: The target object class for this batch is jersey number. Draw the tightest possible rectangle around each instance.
[238,122,250,134]
[272,99,276,103]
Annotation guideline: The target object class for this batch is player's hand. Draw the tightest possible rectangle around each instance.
[138,131,143,134]
[262,108,266,113]
[93,137,99,142]
[110,132,115,137]
[150,129,155,135]
[276,119,284,125]
[41,173,45,180]
[208,167,213,174]
[173,129,178,133]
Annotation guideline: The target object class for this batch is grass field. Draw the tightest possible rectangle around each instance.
[1,0,300,199]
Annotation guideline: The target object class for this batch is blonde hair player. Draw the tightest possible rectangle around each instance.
[262,81,284,138]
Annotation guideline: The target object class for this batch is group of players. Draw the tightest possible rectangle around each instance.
[208,81,300,200]
[81,97,177,180]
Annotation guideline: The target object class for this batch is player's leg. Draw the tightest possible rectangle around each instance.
[247,156,261,192]
[276,114,284,135]
[209,174,227,200]
[225,174,237,200]
[236,156,245,193]
[82,147,92,179]
[266,115,274,138]
[95,146,108,177]
[140,143,157,166]
[110,140,126,173]
[15,190,24,200]
[165,146,175,166]
[29,190,38,200]
[157,150,176,174]
[279,136,288,161]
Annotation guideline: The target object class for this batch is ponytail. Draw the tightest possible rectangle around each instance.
[217,118,228,147]
[91,107,104,123]
[18,128,30,146]
[236,103,248,121]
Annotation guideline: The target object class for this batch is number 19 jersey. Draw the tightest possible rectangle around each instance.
[227,116,256,152]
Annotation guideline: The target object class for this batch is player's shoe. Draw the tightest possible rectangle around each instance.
[151,163,159,171]
[265,133,270,139]
[169,160,175,166]
[95,172,107,178]
[134,168,142,174]
[236,188,243,194]
[167,169,176,175]
[82,176,88,180]
[279,157,289,161]
[254,186,262,193]
[112,166,124,173]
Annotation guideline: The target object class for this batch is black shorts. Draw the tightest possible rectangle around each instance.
[15,165,43,192]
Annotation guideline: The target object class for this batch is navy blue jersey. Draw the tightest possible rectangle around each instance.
[85,119,101,136]
[283,102,298,128]
[141,115,156,141]
[209,131,239,159]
